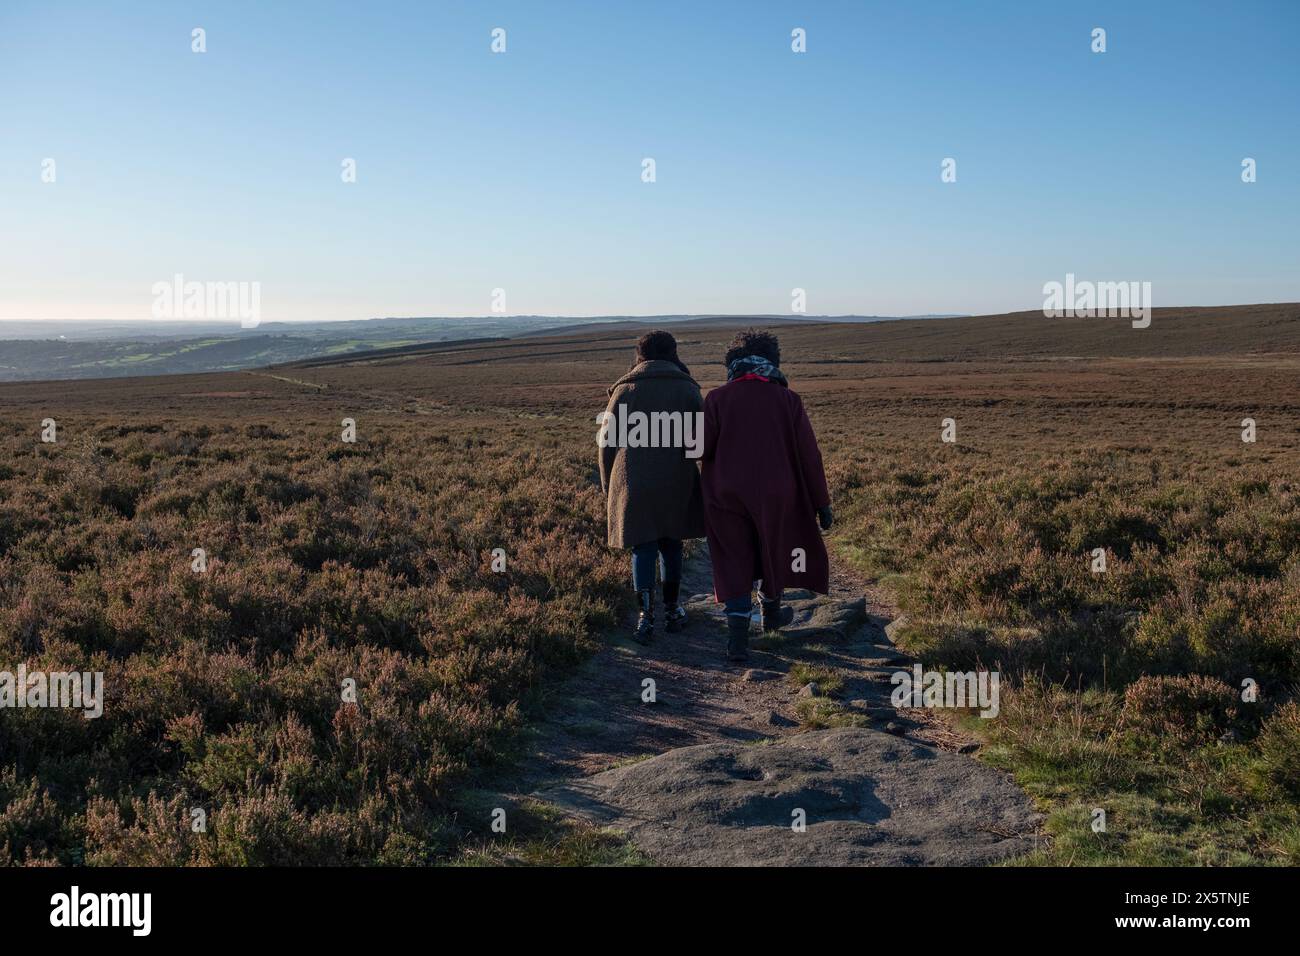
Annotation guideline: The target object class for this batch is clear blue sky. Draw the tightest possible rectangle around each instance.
[2,0,1297,321]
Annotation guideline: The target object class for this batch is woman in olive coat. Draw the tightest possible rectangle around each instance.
[598,331,706,642]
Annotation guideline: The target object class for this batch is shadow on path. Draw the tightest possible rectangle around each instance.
[492,547,1042,865]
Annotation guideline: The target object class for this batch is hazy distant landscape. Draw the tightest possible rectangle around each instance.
[0,315,960,382]
[0,317,619,382]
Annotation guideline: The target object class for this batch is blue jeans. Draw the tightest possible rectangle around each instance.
[724,586,783,618]
[631,538,683,591]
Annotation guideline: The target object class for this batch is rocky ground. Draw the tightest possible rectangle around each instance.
[495,547,1041,865]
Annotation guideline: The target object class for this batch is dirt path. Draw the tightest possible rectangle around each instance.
[492,547,1041,865]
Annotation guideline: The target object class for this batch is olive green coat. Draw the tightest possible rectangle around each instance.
[599,360,706,548]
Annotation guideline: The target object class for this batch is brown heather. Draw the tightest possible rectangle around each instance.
[1,412,623,864]
[2,303,1299,864]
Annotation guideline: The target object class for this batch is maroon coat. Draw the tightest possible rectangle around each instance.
[701,376,831,602]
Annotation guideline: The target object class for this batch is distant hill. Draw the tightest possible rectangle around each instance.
[0,314,960,382]
[2,305,1295,384]
[0,317,626,381]
[277,303,1300,377]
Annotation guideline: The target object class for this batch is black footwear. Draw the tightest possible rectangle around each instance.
[662,580,687,633]
[726,615,750,662]
[761,600,794,632]
[633,589,654,644]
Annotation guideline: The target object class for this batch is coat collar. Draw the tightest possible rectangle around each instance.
[608,359,698,395]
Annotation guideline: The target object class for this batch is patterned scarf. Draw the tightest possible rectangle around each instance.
[726,355,788,386]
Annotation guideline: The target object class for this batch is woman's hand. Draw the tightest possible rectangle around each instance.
[817,505,834,531]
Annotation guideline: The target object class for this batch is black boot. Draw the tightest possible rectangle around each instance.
[761,599,794,632]
[662,580,686,633]
[726,615,750,662]
[633,589,654,644]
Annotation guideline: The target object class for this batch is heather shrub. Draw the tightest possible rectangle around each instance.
[835,448,1300,690]
[1120,674,1240,747]
[0,414,623,865]
[826,391,1300,862]
[1248,702,1300,800]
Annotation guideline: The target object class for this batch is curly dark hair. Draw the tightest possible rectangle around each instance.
[723,328,780,368]
[634,329,689,375]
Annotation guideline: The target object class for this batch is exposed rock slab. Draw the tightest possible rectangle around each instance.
[541,727,1040,866]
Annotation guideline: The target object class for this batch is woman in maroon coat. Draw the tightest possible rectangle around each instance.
[701,329,833,662]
